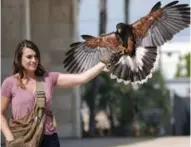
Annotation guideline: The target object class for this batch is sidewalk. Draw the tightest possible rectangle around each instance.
[59,136,190,147]
[1,136,190,147]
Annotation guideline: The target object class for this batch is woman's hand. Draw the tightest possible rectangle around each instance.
[1,96,15,142]
[99,51,122,69]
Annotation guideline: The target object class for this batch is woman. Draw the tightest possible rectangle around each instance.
[1,40,117,147]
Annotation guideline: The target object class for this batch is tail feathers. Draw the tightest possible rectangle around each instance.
[109,46,159,85]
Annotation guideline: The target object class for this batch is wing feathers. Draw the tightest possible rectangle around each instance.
[63,32,121,73]
[163,1,179,8]
[70,42,82,48]
[81,35,96,41]
[132,1,190,47]
[150,1,161,12]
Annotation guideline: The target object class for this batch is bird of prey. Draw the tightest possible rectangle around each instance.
[63,1,190,85]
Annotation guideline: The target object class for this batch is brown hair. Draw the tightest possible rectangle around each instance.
[13,40,46,88]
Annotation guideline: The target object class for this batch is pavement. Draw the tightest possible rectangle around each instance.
[59,136,190,147]
[1,136,190,147]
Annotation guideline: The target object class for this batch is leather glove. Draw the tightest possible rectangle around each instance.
[99,51,122,69]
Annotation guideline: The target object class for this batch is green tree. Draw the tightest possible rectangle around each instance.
[83,69,170,136]
[175,53,190,78]
[184,53,190,77]
[116,70,170,133]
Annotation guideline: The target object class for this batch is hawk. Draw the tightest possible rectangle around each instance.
[63,1,190,85]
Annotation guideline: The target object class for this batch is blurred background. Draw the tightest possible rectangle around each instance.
[1,0,190,146]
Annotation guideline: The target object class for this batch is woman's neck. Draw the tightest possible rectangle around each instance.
[23,72,36,80]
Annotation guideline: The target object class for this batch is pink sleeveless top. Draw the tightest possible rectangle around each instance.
[1,72,60,135]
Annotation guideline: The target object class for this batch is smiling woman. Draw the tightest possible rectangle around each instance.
[22,48,39,72]
[12,40,46,89]
[1,40,120,147]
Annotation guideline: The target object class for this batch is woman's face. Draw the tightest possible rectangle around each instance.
[21,47,39,73]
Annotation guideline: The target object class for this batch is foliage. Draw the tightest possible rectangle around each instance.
[135,70,170,123]
[175,53,190,78]
[82,69,170,136]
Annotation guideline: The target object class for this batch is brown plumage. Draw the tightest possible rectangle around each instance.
[63,1,190,85]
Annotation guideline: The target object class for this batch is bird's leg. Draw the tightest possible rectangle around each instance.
[105,51,123,71]
[117,39,135,56]
[118,45,129,55]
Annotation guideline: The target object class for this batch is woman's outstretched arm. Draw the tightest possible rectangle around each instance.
[55,62,106,88]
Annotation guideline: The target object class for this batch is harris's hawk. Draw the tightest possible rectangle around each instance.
[63,1,190,85]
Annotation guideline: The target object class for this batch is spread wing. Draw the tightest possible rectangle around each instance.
[132,1,190,47]
[63,32,122,73]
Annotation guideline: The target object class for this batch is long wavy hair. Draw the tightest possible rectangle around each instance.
[13,40,46,88]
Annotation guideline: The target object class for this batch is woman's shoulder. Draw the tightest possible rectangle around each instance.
[2,75,17,82]
[1,75,17,86]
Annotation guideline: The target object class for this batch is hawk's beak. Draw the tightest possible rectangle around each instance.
[117,28,122,33]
